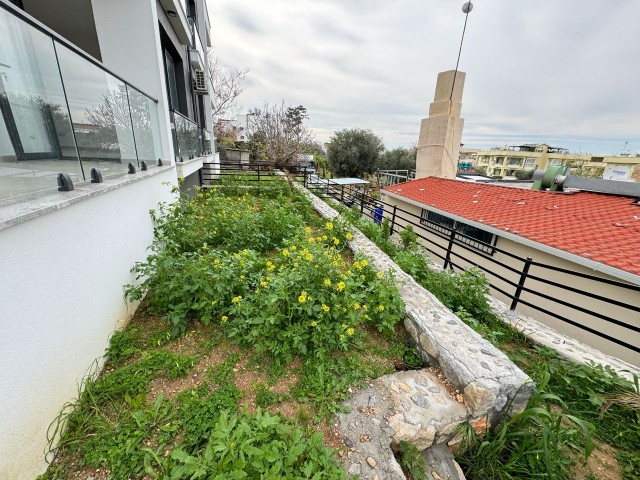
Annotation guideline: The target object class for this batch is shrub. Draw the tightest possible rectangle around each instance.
[147,410,348,479]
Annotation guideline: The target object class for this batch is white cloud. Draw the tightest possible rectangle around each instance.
[207,0,640,154]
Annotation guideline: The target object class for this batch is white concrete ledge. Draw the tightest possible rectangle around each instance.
[0,164,175,232]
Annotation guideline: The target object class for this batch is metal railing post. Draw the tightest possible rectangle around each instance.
[341,185,344,202]
[443,228,457,270]
[360,191,365,214]
[510,257,533,310]
[389,205,397,235]
[257,164,261,183]
[302,166,306,188]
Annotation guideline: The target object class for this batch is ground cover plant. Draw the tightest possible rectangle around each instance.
[40,178,414,480]
[331,201,640,480]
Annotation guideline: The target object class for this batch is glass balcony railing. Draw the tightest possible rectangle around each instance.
[0,4,164,203]
[173,111,200,161]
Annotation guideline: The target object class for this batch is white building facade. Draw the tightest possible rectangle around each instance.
[0,0,217,477]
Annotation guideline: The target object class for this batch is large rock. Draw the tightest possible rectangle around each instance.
[336,370,469,479]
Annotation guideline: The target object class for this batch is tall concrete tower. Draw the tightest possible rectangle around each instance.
[415,70,465,179]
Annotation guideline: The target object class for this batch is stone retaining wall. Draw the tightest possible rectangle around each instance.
[289,178,535,478]
[293,181,535,421]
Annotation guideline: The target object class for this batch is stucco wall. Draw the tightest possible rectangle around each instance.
[0,169,176,479]
[381,194,640,367]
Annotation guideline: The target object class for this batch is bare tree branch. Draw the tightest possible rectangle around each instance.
[207,51,248,120]
[247,101,314,166]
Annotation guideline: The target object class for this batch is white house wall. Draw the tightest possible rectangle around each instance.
[0,169,176,479]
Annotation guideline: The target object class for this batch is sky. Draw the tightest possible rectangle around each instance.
[207,0,640,155]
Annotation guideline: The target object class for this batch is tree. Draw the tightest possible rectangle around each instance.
[246,102,313,166]
[208,52,248,120]
[378,146,416,171]
[327,128,384,178]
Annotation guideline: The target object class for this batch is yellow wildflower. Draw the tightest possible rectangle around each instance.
[316,236,322,243]
[346,327,355,336]
[308,237,315,243]
[336,281,345,292]
[298,291,308,303]
[294,262,299,268]
[310,321,318,327]
[260,281,269,288]
[282,249,290,257]
[214,259,220,265]
[240,275,245,281]
[322,235,328,241]
[353,303,361,310]
[291,245,297,251]
[231,296,242,304]
[321,304,330,313]
[326,222,334,230]
[305,253,314,261]
[376,271,383,279]
[305,226,312,234]
[361,260,369,267]
[346,233,353,240]
[323,279,332,287]
[378,305,385,312]
[333,237,340,245]
[221,316,228,323]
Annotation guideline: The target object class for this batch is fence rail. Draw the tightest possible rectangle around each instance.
[300,168,640,356]
[202,166,640,357]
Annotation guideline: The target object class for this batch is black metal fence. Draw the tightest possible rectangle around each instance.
[202,165,640,357]
[300,169,640,357]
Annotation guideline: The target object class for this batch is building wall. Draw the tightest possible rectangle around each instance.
[91,0,175,163]
[381,194,640,367]
[474,145,640,179]
[0,169,176,479]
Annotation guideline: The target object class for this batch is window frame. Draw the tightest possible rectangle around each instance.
[420,209,497,255]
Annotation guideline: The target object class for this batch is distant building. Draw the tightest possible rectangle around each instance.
[470,144,640,180]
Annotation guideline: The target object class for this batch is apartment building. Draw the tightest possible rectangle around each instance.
[471,144,640,180]
[0,0,217,477]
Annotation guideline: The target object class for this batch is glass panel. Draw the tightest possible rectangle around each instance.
[56,42,137,177]
[0,7,82,203]
[173,113,200,161]
[127,86,163,162]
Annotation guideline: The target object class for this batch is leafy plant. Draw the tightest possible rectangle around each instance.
[397,441,427,480]
[156,410,349,479]
[456,373,594,480]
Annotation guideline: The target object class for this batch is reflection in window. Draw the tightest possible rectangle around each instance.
[127,86,163,161]
[0,6,82,202]
[56,43,137,177]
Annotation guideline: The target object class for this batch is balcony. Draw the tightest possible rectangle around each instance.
[0,3,165,204]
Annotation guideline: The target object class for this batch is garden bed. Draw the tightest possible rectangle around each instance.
[39,179,420,480]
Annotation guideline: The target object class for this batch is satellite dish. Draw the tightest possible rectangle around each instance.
[462,2,473,13]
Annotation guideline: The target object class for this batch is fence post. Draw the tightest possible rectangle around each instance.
[341,185,345,202]
[443,228,457,270]
[302,166,306,188]
[360,191,365,214]
[510,257,533,311]
[389,205,397,236]
[257,164,261,183]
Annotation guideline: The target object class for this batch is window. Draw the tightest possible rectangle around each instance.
[420,209,496,255]
[524,157,536,168]
[549,159,562,166]
[591,156,604,163]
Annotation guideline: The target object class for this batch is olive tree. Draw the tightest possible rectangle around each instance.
[327,128,384,178]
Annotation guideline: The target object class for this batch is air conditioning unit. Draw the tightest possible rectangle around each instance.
[193,69,208,95]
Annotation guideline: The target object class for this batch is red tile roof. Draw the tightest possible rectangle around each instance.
[383,177,640,277]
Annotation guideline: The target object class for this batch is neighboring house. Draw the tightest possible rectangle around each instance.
[473,143,640,180]
[0,0,217,477]
[381,176,640,367]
